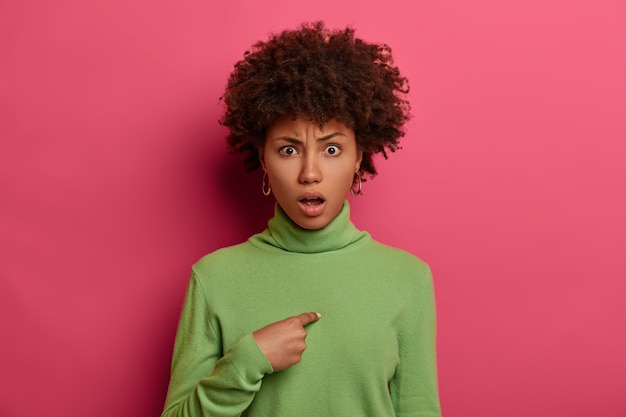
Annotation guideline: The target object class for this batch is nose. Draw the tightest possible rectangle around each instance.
[298,153,322,184]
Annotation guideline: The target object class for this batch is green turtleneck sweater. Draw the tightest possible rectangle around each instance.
[162,202,440,417]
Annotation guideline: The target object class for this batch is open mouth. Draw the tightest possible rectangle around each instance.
[299,197,325,206]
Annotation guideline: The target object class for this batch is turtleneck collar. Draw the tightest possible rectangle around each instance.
[249,201,369,254]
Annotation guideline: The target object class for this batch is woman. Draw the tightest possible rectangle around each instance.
[162,22,441,417]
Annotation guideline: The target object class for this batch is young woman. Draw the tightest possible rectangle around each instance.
[162,22,441,417]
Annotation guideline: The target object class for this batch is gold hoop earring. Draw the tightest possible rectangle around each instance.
[350,174,362,196]
[262,171,271,196]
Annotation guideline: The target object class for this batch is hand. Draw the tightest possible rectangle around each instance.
[252,312,321,372]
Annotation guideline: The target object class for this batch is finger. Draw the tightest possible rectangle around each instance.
[296,312,321,326]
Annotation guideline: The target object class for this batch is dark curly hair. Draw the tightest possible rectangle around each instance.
[220,21,410,181]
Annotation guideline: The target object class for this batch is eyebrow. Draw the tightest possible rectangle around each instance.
[273,132,346,145]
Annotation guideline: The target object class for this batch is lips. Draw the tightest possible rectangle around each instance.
[301,197,324,206]
[297,192,326,216]
[298,192,326,204]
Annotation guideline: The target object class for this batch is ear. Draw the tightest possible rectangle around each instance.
[355,149,363,173]
[258,147,266,172]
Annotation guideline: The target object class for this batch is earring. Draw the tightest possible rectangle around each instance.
[350,174,362,196]
[262,170,271,196]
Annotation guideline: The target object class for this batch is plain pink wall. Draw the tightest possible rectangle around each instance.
[2,0,625,416]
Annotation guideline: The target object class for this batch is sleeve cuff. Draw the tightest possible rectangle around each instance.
[228,333,274,382]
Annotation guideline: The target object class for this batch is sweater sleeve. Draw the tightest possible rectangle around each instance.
[390,267,442,417]
[161,273,273,417]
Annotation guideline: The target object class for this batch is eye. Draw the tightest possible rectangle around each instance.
[324,145,342,156]
[279,146,298,156]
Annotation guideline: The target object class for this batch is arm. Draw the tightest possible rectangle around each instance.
[390,269,442,417]
[161,273,273,417]
[161,274,321,417]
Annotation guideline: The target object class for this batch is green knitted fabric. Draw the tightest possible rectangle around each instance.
[162,201,441,417]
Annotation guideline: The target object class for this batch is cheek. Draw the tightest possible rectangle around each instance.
[338,159,359,179]
[266,165,296,191]
[329,165,357,192]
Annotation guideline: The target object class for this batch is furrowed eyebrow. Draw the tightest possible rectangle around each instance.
[274,132,345,144]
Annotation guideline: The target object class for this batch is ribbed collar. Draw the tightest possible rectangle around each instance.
[250,201,369,254]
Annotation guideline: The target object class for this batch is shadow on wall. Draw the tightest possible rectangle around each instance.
[213,144,275,242]
[175,119,276,248]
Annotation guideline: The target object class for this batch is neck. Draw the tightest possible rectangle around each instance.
[252,201,368,254]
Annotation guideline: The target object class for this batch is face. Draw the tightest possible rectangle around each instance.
[261,117,363,230]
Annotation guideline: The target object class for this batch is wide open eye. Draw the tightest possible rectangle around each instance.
[279,146,298,156]
[324,144,342,156]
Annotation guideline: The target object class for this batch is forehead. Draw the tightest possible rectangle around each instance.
[267,116,352,137]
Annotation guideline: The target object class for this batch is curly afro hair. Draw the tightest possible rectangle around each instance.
[220,21,410,181]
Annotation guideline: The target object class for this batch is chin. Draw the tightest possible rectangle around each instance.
[294,215,332,230]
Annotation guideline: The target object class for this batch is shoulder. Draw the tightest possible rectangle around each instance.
[363,238,434,292]
[356,239,435,306]
[191,241,259,279]
[366,238,431,275]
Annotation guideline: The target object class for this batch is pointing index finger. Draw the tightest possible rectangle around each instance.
[297,312,322,326]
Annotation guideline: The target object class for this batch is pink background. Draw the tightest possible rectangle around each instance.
[2,0,625,416]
